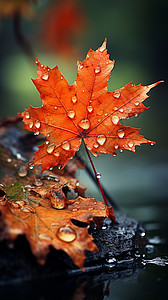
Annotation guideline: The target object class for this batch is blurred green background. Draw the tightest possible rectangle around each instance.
[0,0,167,215]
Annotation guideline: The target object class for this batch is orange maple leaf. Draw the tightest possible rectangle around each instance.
[20,40,161,172]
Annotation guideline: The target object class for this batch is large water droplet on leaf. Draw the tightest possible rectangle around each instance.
[67,110,75,119]
[128,141,134,148]
[72,95,77,103]
[29,121,33,129]
[113,91,120,98]
[78,119,90,130]
[95,66,101,74]
[46,143,55,154]
[87,105,93,113]
[57,226,76,242]
[42,73,49,80]
[117,129,125,138]
[18,166,27,177]
[111,115,119,125]
[35,121,41,129]
[61,141,70,151]
[97,134,106,145]
[25,112,30,119]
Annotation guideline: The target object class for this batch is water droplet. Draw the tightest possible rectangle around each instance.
[46,143,55,154]
[87,105,93,113]
[54,106,57,110]
[150,143,154,146]
[57,226,76,242]
[78,64,83,69]
[21,206,34,213]
[95,66,101,74]
[88,207,93,211]
[113,154,117,157]
[29,165,34,170]
[98,119,101,122]
[15,200,26,207]
[113,91,120,98]
[111,115,119,124]
[72,208,78,212]
[117,129,125,138]
[114,144,119,149]
[72,95,77,103]
[82,90,85,93]
[61,141,70,151]
[119,149,123,153]
[60,76,63,80]
[16,153,22,159]
[42,73,49,80]
[104,113,108,116]
[128,141,134,148]
[94,143,99,148]
[145,244,155,253]
[119,108,124,113]
[18,166,27,177]
[34,178,43,187]
[35,121,41,129]
[54,151,60,157]
[7,158,12,163]
[29,121,33,128]
[78,119,90,130]
[25,112,30,119]
[35,131,39,135]
[45,140,49,145]
[39,233,52,241]
[135,101,140,106]
[97,110,103,116]
[134,114,138,117]
[67,110,75,119]
[97,134,106,145]
[11,202,20,208]
[96,173,101,179]
[57,164,62,169]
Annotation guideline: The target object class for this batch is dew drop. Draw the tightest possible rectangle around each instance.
[113,106,118,111]
[54,106,58,110]
[11,202,20,208]
[61,141,70,151]
[16,153,22,159]
[15,200,26,207]
[98,119,101,122]
[42,73,49,80]
[25,112,30,119]
[150,143,154,146]
[94,143,99,148]
[104,113,108,116]
[135,101,140,106]
[113,91,120,98]
[96,173,101,179]
[35,131,39,135]
[113,154,117,157]
[119,149,123,153]
[97,134,106,145]
[54,151,60,157]
[114,144,119,149]
[7,158,12,163]
[45,140,49,145]
[35,121,41,129]
[72,95,77,103]
[67,110,75,119]
[60,76,63,80]
[34,178,43,187]
[72,208,78,212]
[57,226,76,242]
[46,143,55,154]
[119,108,124,113]
[18,166,27,177]
[117,129,125,138]
[87,105,93,113]
[134,114,138,118]
[128,141,134,148]
[57,164,62,170]
[95,66,101,74]
[29,121,33,128]
[39,233,52,241]
[111,115,119,125]
[78,119,90,130]
[97,110,103,116]
[79,64,83,69]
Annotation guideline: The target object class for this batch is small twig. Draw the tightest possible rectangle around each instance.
[13,12,35,65]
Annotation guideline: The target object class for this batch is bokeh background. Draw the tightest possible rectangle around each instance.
[0,0,167,222]
[0,1,168,299]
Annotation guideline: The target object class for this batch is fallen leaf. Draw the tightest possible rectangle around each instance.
[20,39,161,173]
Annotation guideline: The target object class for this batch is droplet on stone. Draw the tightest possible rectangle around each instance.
[135,101,140,106]
[46,143,55,154]
[128,141,134,148]
[96,173,101,179]
[87,105,93,113]
[111,115,119,125]
[78,119,90,130]
[35,121,41,129]
[54,151,60,157]
[61,141,70,151]
[29,121,33,128]
[95,66,101,74]
[39,233,52,241]
[42,73,49,80]
[34,178,43,187]
[67,110,75,119]
[21,206,34,213]
[25,111,30,119]
[57,226,76,242]
[113,91,120,98]
[72,96,77,103]
[117,129,125,138]
[97,134,106,145]
[18,166,27,177]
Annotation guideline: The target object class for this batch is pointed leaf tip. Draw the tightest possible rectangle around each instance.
[99,39,107,52]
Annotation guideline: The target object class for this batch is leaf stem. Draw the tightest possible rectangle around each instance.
[83,142,109,207]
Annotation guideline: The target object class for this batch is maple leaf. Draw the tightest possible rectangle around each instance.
[0,142,112,269]
[20,40,161,173]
